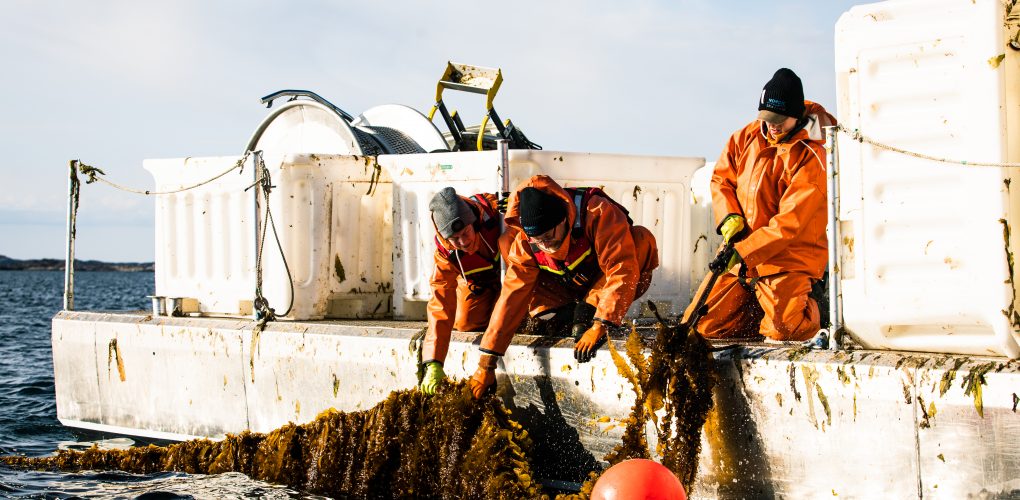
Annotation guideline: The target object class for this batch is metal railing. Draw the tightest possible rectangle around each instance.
[824,126,843,349]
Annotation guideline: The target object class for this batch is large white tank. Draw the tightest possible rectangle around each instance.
[382,150,707,319]
[145,153,393,320]
[835,0,1020,357]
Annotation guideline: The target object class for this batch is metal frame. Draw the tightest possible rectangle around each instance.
[251,151,263,320]
[258,89,355,121]
[825,126,844,348]
[498,139,509,278]
[63,161,78,311]
[429,62,508,151]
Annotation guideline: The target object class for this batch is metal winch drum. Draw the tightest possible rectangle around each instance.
[244,90,450,165]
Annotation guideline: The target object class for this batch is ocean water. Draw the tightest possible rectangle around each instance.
[0,271,315,499]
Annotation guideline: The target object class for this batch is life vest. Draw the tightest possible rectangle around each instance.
[435,194,502,284]
[532,187,632,292]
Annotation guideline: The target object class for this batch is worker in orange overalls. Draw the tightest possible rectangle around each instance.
[419,187,514,395]
[468,175,659,398]
[699,68,836,342]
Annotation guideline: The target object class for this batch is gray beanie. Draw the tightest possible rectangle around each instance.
[429,187,477,238]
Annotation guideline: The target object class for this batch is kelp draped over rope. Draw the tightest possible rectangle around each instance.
[3,383,543,499]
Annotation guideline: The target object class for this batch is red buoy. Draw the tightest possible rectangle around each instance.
[590,459,686,500]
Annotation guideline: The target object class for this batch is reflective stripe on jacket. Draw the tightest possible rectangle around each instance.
[434,194,502,280]
[424,193,510,364]
[532,187,632,293]
[479,176,642,355]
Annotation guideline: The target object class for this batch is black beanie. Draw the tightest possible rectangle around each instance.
[758,68,805,122]
[518,187,567,236]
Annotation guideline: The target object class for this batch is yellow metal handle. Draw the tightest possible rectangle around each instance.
[476,114,490,151]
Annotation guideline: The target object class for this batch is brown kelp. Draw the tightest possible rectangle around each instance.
[3,382,544,499]
[559,318,717,498]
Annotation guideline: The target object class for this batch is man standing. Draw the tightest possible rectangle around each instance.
[700,68,835,342]
[468,175,659,398]
[419,187,512,395]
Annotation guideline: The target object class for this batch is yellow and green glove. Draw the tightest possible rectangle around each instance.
[419,361,446,395]
[720,214,745,244]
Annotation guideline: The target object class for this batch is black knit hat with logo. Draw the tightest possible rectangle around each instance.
[757,68,805,123]
[518,187,566,236]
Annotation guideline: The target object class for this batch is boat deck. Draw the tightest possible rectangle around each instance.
[52,311,1020,498]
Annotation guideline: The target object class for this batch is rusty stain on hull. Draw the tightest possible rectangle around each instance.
[107,339,126,382]
[249,327,261,383]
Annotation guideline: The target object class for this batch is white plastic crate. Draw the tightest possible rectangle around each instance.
[835,0,1020,357]
[146,153,392,319]
[146,156,256,316]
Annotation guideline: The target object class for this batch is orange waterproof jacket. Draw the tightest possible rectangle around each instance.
[424,193,513,364]
[479,175,641,355]
[712,101,836,279]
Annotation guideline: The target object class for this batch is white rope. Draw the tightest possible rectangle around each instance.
[68,149,295,321]
[799,138,825,172]
[75,150,253,195]
[837,125,1020,168]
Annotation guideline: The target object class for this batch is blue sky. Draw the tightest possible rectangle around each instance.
[0,0,861,261]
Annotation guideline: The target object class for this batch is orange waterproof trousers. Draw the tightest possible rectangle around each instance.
[452,282,500,332]
[698,271,819,341]
[528,225,659,319]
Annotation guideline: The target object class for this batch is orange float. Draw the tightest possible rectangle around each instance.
[590,459,686,500]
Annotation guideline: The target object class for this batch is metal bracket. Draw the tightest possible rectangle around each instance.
[259,89,354,122]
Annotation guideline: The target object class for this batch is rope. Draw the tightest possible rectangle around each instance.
[75,150,252,195]
[365,160,382,196]
[69,150,295,325]
[837,124,1020,168]
[248,154,294,320]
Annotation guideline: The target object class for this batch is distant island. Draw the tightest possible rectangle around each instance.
[0,255,153,272]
